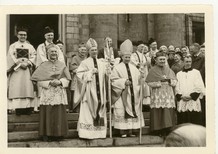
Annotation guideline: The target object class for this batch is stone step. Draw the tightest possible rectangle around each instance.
[8,135,163,147]
[8,112,150,123]
[8,120,150,132]
[8,127,150,142]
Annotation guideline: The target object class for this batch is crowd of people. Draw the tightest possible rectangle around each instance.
[7,26,206,144]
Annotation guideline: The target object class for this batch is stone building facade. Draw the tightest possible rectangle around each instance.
[8,13,205,57]
[64,13,204,57]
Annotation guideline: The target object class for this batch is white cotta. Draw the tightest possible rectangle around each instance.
[176,69,205,112]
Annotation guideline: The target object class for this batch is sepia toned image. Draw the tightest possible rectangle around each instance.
[6,13,207,148]
[0,4,213,153]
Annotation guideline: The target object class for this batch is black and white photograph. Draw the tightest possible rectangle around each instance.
[0,5,215,154]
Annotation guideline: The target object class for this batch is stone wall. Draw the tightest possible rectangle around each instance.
[65,14,204,55]
[118,14,148,46]
[154,14,186,48]
[65,14,80,57]
[89,14,118,50]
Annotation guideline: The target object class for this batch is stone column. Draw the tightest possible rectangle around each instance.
[89,14,118,49]
[146,14,155,41]
[154,14,186,47]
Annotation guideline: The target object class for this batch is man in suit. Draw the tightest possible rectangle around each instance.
[190,43,206,127]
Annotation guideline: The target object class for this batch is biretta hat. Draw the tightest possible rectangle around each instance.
[78,42,86,48]
[44,26,54,35]
[137,44,145,48]
[148,38,156,45]
[17,27,28,33]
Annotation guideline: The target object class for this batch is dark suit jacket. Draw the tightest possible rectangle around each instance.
[192,52,205,84]
[98,47,119,59]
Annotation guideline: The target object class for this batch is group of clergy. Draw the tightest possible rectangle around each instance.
[7,26,205,141]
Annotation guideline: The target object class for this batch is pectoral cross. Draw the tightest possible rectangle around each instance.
[163,75,167,79]
[52,65,57,72]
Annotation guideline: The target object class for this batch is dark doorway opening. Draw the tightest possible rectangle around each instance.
[192,21,205,45]
[9,15,59,49]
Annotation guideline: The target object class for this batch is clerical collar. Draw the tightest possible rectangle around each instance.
[18,40,26,44]
[182,67,193,72]
[45,40,53,46]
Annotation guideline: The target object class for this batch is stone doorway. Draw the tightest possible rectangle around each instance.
[9,14,59,49]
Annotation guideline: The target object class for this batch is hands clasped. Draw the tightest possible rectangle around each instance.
[125,79,132,86]
[50,79,62,87]
[92,68,98,74]
[181,96,192,101]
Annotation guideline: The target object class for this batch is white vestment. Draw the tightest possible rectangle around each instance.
[111,62,145,130]
[74,57,107,139]
[7,41,36,110]
[176,69,205,112]
[131,51,151,105]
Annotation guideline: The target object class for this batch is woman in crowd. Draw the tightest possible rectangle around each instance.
[146,51,177,137]
[171,51,184,74]
[31,44,71,141]
[181,46,190,58]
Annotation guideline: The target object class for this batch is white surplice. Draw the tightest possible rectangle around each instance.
[176,69,205,112]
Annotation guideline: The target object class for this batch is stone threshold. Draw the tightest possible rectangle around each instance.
[8,135,164,148]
